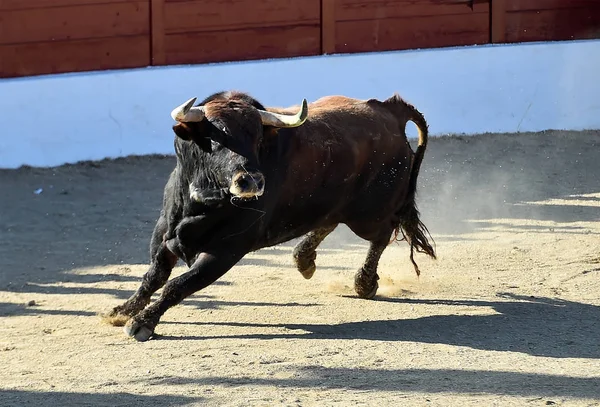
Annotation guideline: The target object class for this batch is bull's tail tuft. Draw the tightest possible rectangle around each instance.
[391,205,436,277]
[386,93,436,276]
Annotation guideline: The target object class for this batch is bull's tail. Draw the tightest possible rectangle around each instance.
[386,94,436,276]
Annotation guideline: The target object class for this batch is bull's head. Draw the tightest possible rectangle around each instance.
[170,92,308,201]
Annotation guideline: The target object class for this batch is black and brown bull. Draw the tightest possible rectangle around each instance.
[103,90,437,341]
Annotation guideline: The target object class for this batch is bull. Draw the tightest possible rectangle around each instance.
[103,90,436,341]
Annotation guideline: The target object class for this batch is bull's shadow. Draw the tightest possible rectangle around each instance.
[0,389,201,407]
[160,293,600,359]
[144,367,599,400]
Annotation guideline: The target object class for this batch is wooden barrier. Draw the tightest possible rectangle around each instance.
[1,0,599,78]
[503,0,600,42]
[157,0,321,66]
[321,0,490,54]
[0,0,151,78]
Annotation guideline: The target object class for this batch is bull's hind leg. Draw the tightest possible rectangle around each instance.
[354,238,389,299]
[293,224,337,279]
[346,223,394,299]
[103,215,178,326]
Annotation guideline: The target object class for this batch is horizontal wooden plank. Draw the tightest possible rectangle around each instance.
[0,0,134,11]
[164,0,319,34]
[506,7,600,42]
[0,2,149,45]
[164,24,319,65]
[505,0,599,12]
[336,0,489,22]
[335,13,489,53]
[0,35,150,78]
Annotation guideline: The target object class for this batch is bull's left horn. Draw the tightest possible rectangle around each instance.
[170,97,206,122]
[257,99,309,128]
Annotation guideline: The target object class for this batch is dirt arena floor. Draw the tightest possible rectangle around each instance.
[1,129,599,406]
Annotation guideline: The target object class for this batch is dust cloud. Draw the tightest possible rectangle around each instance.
[415,130,600,236]
[293,130,600,297]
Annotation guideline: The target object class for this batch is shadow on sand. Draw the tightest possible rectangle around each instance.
[158,293,600,360]
[0,389,201,407]
[142,367,599,400]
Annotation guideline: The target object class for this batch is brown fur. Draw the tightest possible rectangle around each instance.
[278,94,436,275]
[106,90,437,341]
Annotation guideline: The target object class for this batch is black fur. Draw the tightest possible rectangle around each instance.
[105,90,436,341]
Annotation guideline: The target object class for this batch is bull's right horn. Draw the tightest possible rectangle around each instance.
[170,97,206,122]
[257,99,309,128]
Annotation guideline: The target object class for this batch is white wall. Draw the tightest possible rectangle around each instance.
[1,39,599,169]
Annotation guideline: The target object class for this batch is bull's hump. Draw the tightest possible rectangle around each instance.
[310,95,363,107]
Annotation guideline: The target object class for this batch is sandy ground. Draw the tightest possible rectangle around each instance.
[1,129,599,406]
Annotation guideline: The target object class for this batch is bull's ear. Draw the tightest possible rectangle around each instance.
[172,123,193,140]
[172,123,212,153]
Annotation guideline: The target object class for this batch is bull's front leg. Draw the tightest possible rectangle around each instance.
[103,244,178,326]
[103,215,178,326]
[124,249,247,341]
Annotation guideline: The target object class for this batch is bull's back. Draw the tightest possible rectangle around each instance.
[263,97,414,239]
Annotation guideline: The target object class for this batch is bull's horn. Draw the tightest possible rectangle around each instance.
[170,97,206,122]
[257,99,309,128]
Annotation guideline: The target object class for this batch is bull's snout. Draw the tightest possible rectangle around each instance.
[230,172,265,199]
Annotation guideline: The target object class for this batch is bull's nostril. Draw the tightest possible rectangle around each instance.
[237,177,251,190]
[233,172,265,194]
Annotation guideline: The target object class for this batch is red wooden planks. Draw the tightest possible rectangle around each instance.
[0,0,150,78]
[336,0,489,21]
[0,35,149,78]
[321,0,336,54]
[151,0,166,65]
[0,0,134,11]
[164,0,319,33]
[336,12,489,53]
[331,0,490,53]
[491,0,507,43]
[505,0,599,12]
[506,7,600,42]
[161,0,321,65]
[164,24,319,65]
[2,0,599,78]
[0,2,149,44]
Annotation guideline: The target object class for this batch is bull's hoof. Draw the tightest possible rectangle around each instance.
[354,271,379,299]
[124,318,156,342]
[358,280,379,299]
[299,262,316,280]
[293,250,317,280]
